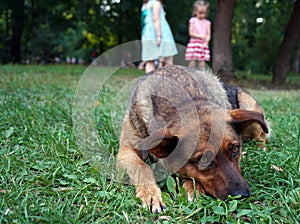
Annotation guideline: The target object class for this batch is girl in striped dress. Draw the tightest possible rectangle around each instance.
[185,1,211,70]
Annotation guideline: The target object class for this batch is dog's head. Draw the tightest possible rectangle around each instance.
[176,108,269,200]
[139,108,269,200]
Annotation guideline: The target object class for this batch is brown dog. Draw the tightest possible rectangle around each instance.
[117,65,269,213]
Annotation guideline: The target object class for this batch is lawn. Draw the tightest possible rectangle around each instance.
[0,64,299,223]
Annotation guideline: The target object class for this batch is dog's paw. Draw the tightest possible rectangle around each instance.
[136,184,166,213]
[182,179,205,201]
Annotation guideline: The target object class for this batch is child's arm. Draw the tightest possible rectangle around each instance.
[153,1,161,46]
[205,21,211,45]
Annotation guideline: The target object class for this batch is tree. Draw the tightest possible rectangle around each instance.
[272,0,300,85]
[212,0,236,81]
[10,0,24,63]
[1,0,298,68]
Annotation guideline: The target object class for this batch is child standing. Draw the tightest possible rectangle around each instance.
[141,0,178,73]
[185,0,211,70]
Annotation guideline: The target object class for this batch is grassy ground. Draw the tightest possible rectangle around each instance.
[0,65,299,223]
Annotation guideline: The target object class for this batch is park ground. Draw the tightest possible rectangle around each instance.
[0,64,299,223]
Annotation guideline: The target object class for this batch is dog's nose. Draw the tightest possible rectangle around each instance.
[232,188,251,199]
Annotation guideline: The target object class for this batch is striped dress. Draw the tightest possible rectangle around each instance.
[185,17,211,61]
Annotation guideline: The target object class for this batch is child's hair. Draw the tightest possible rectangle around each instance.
[192,0,210,16]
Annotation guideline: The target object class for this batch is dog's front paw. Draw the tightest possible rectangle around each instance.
[136,184,166,213]
[182,179,205,201]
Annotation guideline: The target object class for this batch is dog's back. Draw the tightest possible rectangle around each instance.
[127,65,231,139]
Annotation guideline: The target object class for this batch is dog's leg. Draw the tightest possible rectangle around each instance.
[117,144,165,213]
[242,123,268,148]
[182,179,205,201]
[236,87,271,147]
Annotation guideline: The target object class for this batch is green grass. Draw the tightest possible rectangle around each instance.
[0,65,299,223]
[234,70,300,89]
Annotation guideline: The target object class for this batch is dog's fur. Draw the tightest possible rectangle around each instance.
[117,65,269,213]
[224,84,270,147]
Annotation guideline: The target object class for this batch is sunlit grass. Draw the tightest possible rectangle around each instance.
[0,65,299,223]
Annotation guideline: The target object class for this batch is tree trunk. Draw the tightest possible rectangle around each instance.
[272,0,300,85]
[296,37,300,73]
[212,0,236,81]
[5,9,10,36]
[11,0,25,63]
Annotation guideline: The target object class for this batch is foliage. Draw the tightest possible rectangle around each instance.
[0,0,299,75]
[246,17,282,74]
[232,0,295,73]
[0,65,299,223]
[163,0,195,45]
[0,0,142,64]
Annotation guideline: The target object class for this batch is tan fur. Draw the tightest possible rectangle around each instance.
[236,87,271,147]
[117,65,269,213]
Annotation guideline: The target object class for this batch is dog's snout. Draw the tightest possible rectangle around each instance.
[232,188,251,199]
[229,181,251,199]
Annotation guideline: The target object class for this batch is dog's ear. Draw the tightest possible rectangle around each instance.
[137,128,175,160]
[229,109,269,134]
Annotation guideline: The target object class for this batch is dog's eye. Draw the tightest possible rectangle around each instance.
[229,144,240,157]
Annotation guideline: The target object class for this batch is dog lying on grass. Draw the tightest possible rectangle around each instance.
[117,65,269,213]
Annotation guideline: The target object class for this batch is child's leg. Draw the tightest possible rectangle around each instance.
[145,60,155,73]
[199,60,206,70]
[188,60,195,68]
[160,56,173,67]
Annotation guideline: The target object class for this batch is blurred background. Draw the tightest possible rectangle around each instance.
[0,0,299,83]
